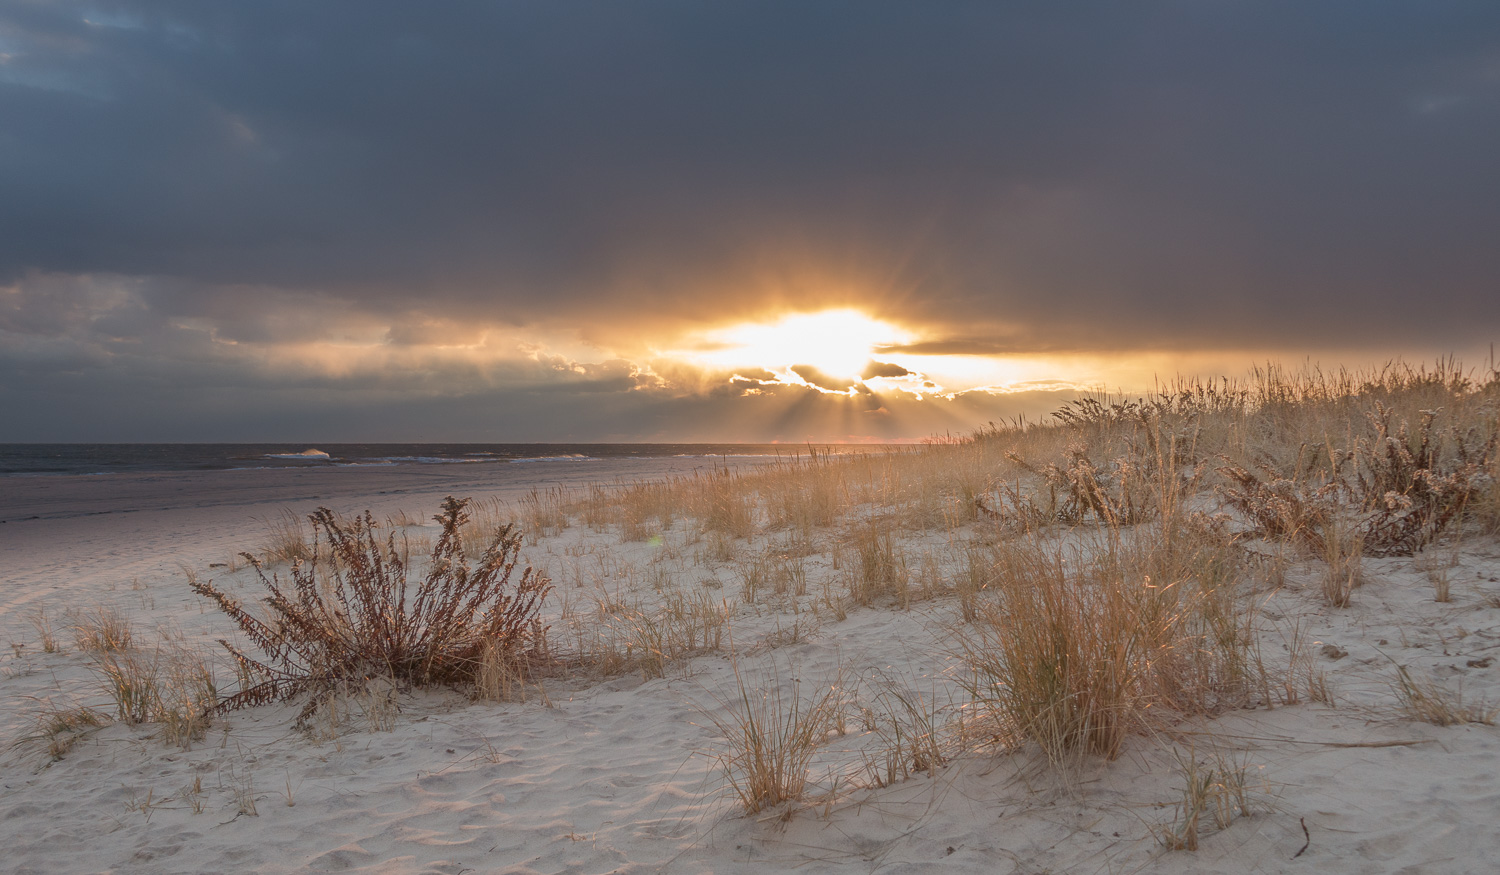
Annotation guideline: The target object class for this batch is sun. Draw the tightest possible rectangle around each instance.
[687,309,911,381]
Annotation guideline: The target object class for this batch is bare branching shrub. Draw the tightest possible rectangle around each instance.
[974,478,1055,534]
[1474,446,1500,535]
[190,497,552,725]
[1035,449,1158,526]
[1220,390,1496,558]
[1355,404,1494,556]
[994,409,1204,532]
[1216,464,1334,550]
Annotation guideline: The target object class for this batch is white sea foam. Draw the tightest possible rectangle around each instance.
[264,448,332,460]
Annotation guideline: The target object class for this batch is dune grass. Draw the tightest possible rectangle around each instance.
[15,704,110,761]
[703,662,844,816]
[1157,745,1259,851]
[1393,664,1497,727]
[70,606,133,653]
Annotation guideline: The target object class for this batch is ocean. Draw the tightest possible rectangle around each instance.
[0,443,877,477]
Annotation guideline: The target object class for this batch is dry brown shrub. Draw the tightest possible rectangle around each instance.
[191,496,552,725]
[1221,361,1498,557]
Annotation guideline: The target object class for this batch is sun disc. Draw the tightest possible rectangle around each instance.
[691,309,909,380]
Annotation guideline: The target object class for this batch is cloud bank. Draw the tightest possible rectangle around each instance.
[2,2,1497,439]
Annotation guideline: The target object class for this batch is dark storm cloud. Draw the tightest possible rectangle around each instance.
[2,2,1499,439]
[790,364,852,392]
[861,361,911,380]
[4,3,1499,334]
[731,367,778,383]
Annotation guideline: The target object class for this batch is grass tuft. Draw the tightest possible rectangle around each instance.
[71,606,132,653]
[957,526,1254,764]
[14,704,111,761]
[1393,664,1497,726]
[90,644,217,746]
[27,609,61,653]
[1157,746,1258,851]
[704,663,842,816]
[261,508,315,565]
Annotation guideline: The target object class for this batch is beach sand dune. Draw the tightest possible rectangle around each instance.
[3,449,1500,874]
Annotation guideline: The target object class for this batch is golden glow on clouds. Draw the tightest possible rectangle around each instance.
[164,300,1307,411]
[681,309,912,380]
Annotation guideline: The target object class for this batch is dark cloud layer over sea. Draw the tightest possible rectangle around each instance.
[2,2,1498,440]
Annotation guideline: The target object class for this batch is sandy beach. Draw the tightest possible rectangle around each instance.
[3,405,1500,875]
[7,3,1499,871]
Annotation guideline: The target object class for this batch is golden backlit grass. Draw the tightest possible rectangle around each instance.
[703,662,844,816]
[955,521,1254,764]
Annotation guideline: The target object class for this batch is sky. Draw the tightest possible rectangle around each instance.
[2,1,1498,442]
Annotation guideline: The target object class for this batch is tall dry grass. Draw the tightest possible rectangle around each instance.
[1393,664,1497,726]
[90,643,217,747]
[956,512,1253,763]
[568,589,735,680]
[508,361,1498,577]
[704,663,843,815]
[260,508,315,565]
[71,606,133,653]
[15,704,110,761]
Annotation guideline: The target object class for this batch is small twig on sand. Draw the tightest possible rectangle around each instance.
[1292,817,1310,859]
